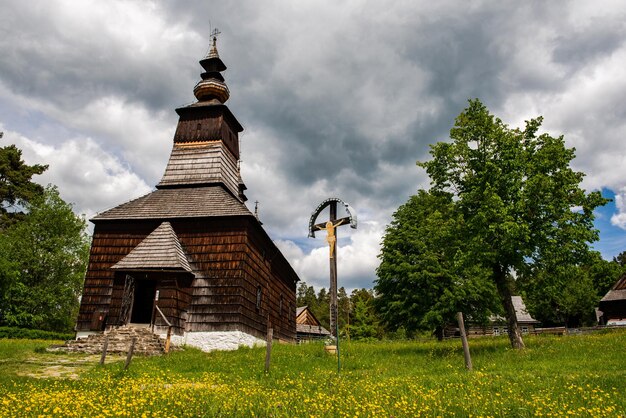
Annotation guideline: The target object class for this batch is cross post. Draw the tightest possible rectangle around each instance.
[309,198,357,339]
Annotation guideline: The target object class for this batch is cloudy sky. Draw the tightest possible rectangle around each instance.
[1,1,626,291]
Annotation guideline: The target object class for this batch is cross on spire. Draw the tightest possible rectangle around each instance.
[207,28,222,59]
[211,28,221,44]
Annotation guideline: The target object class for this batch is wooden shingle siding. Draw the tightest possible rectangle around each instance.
[92,187,252,221]
[157,143,240,197]
[112,222,192,272]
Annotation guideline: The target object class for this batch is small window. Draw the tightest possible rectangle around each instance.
[196,123,202,130]
[522,326,529,334]
[279,295,283,316]
[493,327,500,336]
[256,286,262,310]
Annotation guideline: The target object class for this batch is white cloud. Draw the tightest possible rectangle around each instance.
[611,188,626,230]
[275,220,384,291]
[4,127,151,220]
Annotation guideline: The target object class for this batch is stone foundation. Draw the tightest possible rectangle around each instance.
[156,330,265,352]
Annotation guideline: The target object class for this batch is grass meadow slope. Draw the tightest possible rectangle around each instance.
[1,330,625,417]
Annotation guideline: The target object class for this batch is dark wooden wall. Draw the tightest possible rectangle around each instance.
[78,221,158,332]
[173,108,240,159]
[77,217,297,341]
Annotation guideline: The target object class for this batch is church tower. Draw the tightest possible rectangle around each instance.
[158,33,247,202]
[75,34,299,351]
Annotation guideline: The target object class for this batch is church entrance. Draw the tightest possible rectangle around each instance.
[130,279,157,324]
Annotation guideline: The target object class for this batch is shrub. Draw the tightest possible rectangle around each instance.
[0,326,73,340]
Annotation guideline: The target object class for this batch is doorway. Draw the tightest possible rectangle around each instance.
[130,280,156,324]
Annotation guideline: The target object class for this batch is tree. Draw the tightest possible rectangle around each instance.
[417,99,607,348]
[0,142,48,229]
[337,287,350,332]
[297,282,317,308]
[376,190,500,338]
[0,186,90,331]
[612,251,626,267]
[522,264,597,327]
[347,289,381,340]
[315,288,330,328]
[521,251,625,327]
[589,252,626,297]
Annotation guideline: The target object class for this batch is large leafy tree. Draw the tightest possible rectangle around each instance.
[376,190,500,338]
[521,251,625,327]
[347,289,381,340]
[0,141,48,229]
[416,99,606,348]
[0,186,90,332]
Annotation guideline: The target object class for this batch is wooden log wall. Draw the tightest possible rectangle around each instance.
[77,217,298,342]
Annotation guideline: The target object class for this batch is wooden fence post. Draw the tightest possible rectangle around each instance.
[265,326,273,373]
[165,326,172,354]
[99,336,109,365]
[124,337,137,371]
[457,312,473,371]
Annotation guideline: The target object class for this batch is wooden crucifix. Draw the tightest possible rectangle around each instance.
[309,198,357,338]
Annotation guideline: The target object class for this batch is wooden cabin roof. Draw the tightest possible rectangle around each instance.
[296,323,331,336]
[92,186,252,221]
[111,222,192,272]
[601,274,626,302]
[157,142,240,197]
[511,296,539,323]
[490,296,539,324]
[296,306,330,336]
[296,306,321,326]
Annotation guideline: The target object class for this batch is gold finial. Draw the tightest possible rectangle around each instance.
[209,28,221,58]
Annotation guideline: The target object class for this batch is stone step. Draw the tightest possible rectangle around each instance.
[55,325,172,356]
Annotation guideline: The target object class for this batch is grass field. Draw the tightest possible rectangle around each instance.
[1,330,625,417]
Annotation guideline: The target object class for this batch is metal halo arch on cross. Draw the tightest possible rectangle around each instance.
[308,197,357,238]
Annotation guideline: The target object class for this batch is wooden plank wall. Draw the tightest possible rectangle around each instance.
[174,218,297,342]
[78,217,298,342]
[153,276,194,334]
[77,221,160,331]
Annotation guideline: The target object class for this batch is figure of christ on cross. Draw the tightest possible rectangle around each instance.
[319,219,346,258]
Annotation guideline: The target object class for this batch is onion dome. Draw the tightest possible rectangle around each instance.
[194,32,230,103]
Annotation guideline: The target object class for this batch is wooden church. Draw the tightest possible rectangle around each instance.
[75,36,300,350]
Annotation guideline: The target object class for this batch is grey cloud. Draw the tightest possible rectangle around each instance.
[2,0,626,287]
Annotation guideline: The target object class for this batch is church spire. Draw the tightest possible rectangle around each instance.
[194,29,230,103]
[158,32,245,201]
[207,28,220,59]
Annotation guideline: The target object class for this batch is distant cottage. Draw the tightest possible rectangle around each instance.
[446,296,540,337]
[296,306,330,342]
[599,274,626,325]
[75,37,300,351]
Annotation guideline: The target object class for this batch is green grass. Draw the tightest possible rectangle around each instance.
[1,330,625,416]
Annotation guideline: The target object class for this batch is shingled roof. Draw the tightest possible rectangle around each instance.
[490,296,539,324]
[601,274,626,302]
[92,186,252,221]
[295,306,330,337]
[112,222,193,272]
[157,142,240,197]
